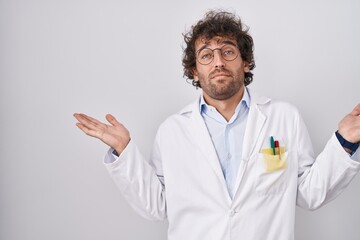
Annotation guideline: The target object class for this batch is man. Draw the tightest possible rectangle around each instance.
[74,10,360,240]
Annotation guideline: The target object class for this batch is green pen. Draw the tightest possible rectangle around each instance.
[270,136,276,155]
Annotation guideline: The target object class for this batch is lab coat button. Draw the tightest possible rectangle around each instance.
[229,210,236,217]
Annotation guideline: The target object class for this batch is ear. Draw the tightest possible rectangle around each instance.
[192,68,199,81]
[244,62,250,73]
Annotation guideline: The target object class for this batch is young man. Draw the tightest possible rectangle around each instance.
[74,10,360,240]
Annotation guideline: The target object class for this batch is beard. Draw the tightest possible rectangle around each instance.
[198,68,245,101]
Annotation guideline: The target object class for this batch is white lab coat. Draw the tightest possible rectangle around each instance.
[104,89,360,240]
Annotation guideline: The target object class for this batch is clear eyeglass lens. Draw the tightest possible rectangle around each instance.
[197,45,238,65]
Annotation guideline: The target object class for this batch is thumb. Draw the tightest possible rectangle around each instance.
[350,104,360,116]
[106,114,121,126]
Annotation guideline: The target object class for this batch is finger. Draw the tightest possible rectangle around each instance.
[82,114,105,126]
[74,113,100,130]
[350,104,360,116]
[73,113,82,121]
[106,114,121,127]
[74,113,100,125]
[76,123,98,138]
[74,113,91,122]
[76,122,90,134]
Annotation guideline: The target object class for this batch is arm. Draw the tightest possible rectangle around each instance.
[73,113,167,221]
[296,105,360,210]
[104,137,167,221]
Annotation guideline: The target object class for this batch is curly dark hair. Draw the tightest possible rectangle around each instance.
[182,10,255,88]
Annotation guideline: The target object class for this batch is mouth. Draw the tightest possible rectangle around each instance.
[210,70,232,79]
[211,73,231,79]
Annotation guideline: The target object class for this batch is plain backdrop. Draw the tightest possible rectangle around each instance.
[1,0,359,239]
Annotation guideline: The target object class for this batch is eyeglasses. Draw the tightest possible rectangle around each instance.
[196,44,239,65]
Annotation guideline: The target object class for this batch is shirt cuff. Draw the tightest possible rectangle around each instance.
[104,148,118,164]
[335,131,359,156]
[104,140,132,164]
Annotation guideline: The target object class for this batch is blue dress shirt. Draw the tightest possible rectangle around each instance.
[200,88,250,199]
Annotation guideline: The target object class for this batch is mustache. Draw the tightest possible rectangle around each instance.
[209,69,232,79]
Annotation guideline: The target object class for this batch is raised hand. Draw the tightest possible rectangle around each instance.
[338,104,360,144]
[73,113,130,155]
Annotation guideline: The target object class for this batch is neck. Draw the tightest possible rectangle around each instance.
[203,86,245,122]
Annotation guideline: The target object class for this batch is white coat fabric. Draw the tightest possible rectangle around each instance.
[104,89,360,240]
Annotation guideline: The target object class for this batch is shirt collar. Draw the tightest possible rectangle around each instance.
[199,87,251,123]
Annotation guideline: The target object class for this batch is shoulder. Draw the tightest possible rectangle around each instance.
[157,98,199,132]
[262,99,299,114]
[249,88,301,118]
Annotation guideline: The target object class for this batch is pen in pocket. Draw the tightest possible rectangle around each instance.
[275,140,281,158]
[270,136,276,155]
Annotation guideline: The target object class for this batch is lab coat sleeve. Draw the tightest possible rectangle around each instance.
[103,137,167,221]
[351,147,360,161]
[296,112,360,210]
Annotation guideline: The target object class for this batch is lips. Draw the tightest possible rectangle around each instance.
[212,73,230,78]
[210,71,231,79]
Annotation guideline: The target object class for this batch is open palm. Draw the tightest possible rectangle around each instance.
[73,113,130,155]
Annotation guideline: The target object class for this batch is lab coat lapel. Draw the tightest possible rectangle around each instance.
[242,89,270,159]
[242,102,267,159]
[186,100,231,201]
[233,89,269,199]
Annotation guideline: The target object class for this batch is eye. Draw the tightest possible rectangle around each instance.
[198,49,213,60]
[222,45,237,56]
[223,49,235,55]
[201,53,212,59]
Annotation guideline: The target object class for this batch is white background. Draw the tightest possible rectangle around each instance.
[1,0,359,239]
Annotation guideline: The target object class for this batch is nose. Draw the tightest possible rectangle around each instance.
[213,50,225,68]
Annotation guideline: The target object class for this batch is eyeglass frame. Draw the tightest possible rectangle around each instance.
[195,43,240,65]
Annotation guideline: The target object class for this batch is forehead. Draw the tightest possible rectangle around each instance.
[195,36,237,50]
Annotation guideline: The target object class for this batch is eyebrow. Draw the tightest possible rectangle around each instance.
[222,40,237,47]
[196,40,237,53]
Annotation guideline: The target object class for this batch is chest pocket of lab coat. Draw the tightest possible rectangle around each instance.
[255,151,290,195]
